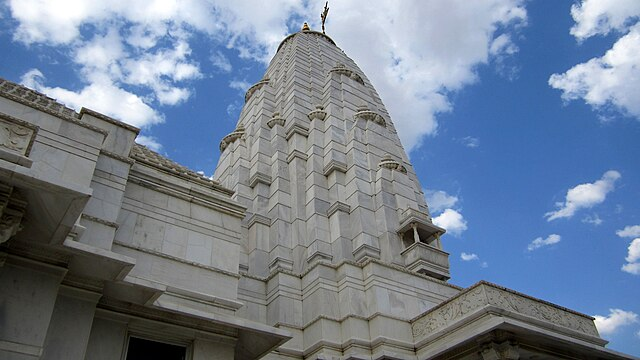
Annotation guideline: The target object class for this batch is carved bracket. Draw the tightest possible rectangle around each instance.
[378,154,406,173]
[267,112,285,128]
[220,125,245,151]
[354,105,386,127]
[307,104,327,121]
[329,63,365,85]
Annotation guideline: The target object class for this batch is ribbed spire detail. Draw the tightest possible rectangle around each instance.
[214,30,448,279]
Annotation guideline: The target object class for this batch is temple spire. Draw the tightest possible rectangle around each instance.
[214,27,447,279]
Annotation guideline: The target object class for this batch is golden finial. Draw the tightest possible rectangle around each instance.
[321,2,329,34]
[302,22,310,31]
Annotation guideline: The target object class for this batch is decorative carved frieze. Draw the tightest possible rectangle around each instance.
[354,105,386,127]
[245,78,270,103]
[411,282,600,341]
[0,117,36,155]
[132,144,229,192]
[267,112,286,128]
[220,125,245,151]
[0,112,38,167]
[307,104,327,121]
[329,63,365,85]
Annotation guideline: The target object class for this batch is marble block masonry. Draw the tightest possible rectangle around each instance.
[0,23,636,360]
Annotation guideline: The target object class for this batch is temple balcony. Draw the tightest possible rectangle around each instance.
[398,208,450,280]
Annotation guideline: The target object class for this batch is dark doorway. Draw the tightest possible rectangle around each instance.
[126,337,187,360]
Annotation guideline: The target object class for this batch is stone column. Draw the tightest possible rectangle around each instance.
[41,286,102,360]
[0,256,67,360]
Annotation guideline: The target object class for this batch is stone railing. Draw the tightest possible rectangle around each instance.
[401,242,450,280]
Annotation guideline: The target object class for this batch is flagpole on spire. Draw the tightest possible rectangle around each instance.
[321,2,329,34]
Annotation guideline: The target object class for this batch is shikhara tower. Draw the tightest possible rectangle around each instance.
[214,25,449,279]
[0,22,634,360]
[211,26,627,359]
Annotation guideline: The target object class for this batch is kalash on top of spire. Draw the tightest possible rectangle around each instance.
[213,4,446,280]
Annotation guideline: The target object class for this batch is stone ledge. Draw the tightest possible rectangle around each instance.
[248,172,271,188]
[79,107,140,134]
[327,201,350,217]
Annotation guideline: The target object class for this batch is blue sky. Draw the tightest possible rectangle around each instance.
[1,0,638,355]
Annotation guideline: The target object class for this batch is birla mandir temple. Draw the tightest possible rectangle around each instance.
[0,23,637,360]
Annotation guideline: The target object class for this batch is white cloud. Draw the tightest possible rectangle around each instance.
[211,51,233,73]
[527,234,561,251]
[433,209,468,237]
[581,214,603,225]
[617,225,640,238]
[460,136,480,148]
[569,0,640,40]
[461,252,479,261]
[550,1,640,121]
[425,190,459,214]
[617,226,640,275]
[490,34,518,56]
[120,40,201,105]
[594,309,639,336]
[7,0,528,153]
[622,238,640,275]
[460,252,488,267]
[136,135,163,152]
[622,262,640,275]
[328,0,527,152]
[229,79,252,93]
[21,69,163,128]
[545,170,620,221]
[625,238,640,263]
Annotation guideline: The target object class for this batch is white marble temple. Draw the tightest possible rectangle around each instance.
[0,25,636,360]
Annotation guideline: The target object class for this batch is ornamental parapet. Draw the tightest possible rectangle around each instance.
[411,281,601,343]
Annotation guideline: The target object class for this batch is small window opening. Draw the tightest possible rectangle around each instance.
[126,337,187,360]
